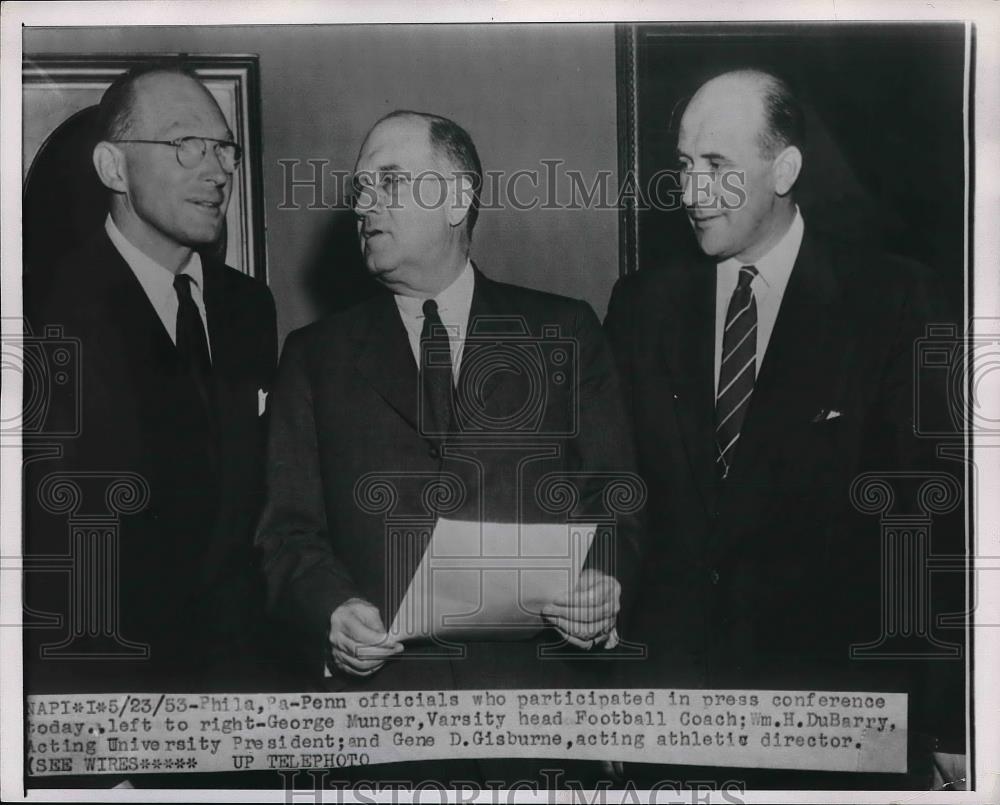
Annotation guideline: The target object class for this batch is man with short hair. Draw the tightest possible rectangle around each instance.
[605,69,965,788]
[255,110,641,783]
[25,62,278,694]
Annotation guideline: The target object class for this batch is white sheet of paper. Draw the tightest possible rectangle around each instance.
[388,519,597,642]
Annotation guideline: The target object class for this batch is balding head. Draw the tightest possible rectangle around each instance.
[677,69,804,263]
[688,70,805,160]
[94,61,219,144]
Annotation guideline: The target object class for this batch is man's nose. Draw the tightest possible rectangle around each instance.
[681,169,715,209]
[353,185,384,217]
[201,145,229,185]
[681,170,695,208]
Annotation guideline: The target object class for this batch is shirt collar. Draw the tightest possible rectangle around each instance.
[394,260,475,321]
[718,206,804,292]
[104,214,204,295]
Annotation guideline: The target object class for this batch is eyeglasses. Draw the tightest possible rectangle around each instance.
[109,136,243,172]
[352,170,454,208]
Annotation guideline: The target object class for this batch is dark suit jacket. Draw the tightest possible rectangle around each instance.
[604,233,966,752]
[24,230,278,693]
[256,267,642,692]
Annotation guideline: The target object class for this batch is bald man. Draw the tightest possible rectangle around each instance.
[24,62,278,695]
[605,70,965,788]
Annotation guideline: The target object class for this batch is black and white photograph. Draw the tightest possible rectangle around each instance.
[1,2,997,802]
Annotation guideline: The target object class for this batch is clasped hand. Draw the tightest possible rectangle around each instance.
[541,569,621,649]
[328,598,403,677]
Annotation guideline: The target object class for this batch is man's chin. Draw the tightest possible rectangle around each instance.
[694,235,727,259]
[363,253,397,277]
[181,226,225,248]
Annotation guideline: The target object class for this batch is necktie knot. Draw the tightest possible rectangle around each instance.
[421,298,448,345]
[174,272,196,300]
[736,264,758,291]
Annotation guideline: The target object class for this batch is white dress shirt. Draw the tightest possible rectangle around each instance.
[105,215,212,359]
[714,208,804,394]
[394,260,475,383]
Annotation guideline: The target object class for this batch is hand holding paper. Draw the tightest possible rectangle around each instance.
[328,597,402,677]
[542,568,621,649]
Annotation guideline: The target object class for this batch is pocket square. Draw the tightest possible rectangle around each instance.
[258,388,269,416]
[812,408,842,422]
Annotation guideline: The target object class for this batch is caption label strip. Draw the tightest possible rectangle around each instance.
[26,688,906,776]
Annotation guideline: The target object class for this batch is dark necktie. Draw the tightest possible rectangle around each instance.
[173,273,216,423]
[420,298,454,437]
[716,264,759,481]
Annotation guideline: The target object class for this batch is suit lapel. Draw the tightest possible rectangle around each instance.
[463,267,512,405]
[92,233,179,373]
[83,231,177,390]
[717,233,844,521]
[659,256,719,515]
[202,259,244,470]
[354,291,422,434]
[201,258,248,428]
[201,259,232,375]
[351,267,538,438]
[461,267,557,423]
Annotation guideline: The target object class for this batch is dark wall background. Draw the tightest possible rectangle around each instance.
[635,22,968,307]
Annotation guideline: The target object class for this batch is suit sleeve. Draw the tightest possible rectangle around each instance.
[601,276,649,628]
[260,285,279,383]
[569,297,646,629]
[255,330,362,655]
[603,276,638,415]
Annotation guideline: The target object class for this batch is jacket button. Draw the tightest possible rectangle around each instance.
[710,570,720,585]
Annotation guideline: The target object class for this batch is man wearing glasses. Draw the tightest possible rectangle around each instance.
[24,62,278,696]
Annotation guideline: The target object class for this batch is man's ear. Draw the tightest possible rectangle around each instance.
[92,142,128,193]
[445,172,475,229]
[772,145,802,196]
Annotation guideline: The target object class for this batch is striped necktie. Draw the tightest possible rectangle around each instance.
[716,264,759,481]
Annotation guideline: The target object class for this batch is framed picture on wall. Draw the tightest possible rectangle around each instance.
[22,54,267,281]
